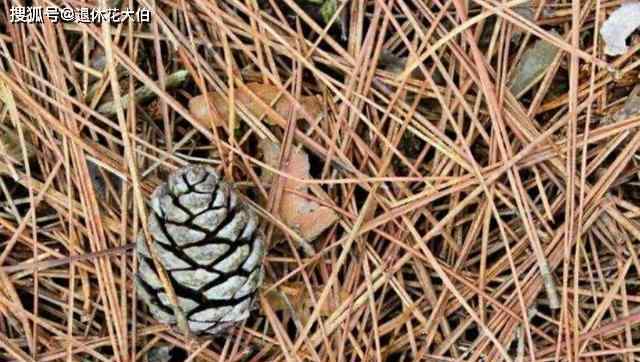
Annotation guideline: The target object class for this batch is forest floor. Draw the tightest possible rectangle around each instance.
[1,1,640,361]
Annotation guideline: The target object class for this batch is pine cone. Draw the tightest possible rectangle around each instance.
[136,165,265,335]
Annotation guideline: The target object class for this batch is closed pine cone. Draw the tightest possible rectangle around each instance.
[136,165,264,335]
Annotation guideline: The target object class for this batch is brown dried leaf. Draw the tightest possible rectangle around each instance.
[259,139,338,242]
[264,282,347,318]
[263,282,306,312]
[189,83,323,128]
[259,139,308,190]
[285,203,339,241]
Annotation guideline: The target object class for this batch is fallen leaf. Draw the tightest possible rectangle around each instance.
[512,1,535,42]
[614,84,640,122]
[263,282,306,312]
[600,1,640,56]
[86,159,122,198]
[260,138,308,191]
[0,126,35,175]
[189,83,324,128]
[97,70,190,115]
[513,1,535,24]
[509,31,560,98]
[90,47,106,72]
[259,139,338,243]
[146,345,172,362]
[375,51,436,104]
[264,281,349,320]
[0,129,34,163]
[378,51,410,75]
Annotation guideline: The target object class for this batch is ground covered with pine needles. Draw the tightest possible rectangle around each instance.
[1,0,640,361]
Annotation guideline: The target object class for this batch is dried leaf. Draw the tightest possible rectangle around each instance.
[90,47,106,72]
[189,83,324,128]
[0,126,35,175]
[259,139,338,243]
[378,52,409,75]
[0,129,34,163]
[87,160,107,197]
[509,31,560,97]
[614,85,640,122]
[513,1,535,23]
[264,281,348,319]
[146,345,172,362]
[260,139,308,191]
[285,206,339,242]
[86,159,122,197]
[600,1,640,56]
[97,70,190,115]
[512,1,535,42]
[375,51,438,105]
[263,282,306,312]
